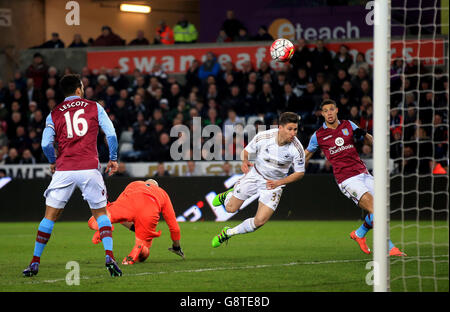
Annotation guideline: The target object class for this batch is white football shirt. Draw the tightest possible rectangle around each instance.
[244,128,305,180]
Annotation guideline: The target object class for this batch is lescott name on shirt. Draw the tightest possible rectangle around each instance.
[59,100,90,112]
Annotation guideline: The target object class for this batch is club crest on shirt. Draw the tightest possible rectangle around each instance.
[335,137,344,146]
[342,128,349,136]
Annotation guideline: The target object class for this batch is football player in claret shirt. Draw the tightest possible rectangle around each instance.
[23,74,122,277]
[87,179,184,265]
[305,99,406,257]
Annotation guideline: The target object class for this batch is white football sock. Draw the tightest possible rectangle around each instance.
[227,218,256,236]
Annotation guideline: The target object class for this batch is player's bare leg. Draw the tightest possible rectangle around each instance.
[351,192,406,257]
[358,192,373,214]
[224,196,245,213]
[23,205,63,277]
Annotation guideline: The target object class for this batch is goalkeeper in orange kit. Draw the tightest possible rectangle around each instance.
[88,179,184,265]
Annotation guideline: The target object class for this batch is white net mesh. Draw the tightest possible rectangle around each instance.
[389,0,449,291]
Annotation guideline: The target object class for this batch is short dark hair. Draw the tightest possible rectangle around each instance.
[59,74,82,97]
[279,112,299,125]
[320,99,337,110]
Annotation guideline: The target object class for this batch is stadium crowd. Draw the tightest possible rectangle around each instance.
[0,34,448,176]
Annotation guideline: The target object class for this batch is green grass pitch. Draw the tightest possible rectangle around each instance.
[0,220,448,292]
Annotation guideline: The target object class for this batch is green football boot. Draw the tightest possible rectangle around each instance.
[211,226,231,248]
[212,188,234,207]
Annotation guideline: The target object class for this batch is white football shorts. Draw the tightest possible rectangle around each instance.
[44,169,107,209]
[232,167,284,211]
[338,172,374,205]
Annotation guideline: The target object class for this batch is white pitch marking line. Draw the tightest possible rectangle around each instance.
[22,254,449,285]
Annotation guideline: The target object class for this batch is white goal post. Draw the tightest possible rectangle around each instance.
[373,0,391,292]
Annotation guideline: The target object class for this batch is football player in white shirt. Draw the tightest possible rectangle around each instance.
[211,112,306,248]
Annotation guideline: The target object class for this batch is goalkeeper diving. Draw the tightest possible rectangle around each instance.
[88,179,184,265]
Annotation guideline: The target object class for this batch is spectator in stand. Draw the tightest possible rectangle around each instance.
[204,107,222,127]
[279,83,299,113]
[173,15,198,44]
[291,39,313,74]
[149,63,168,81]
[184,160,202,176]
[154,21,174,45]
[198,52,221,83]
[29,109,45,136]
[109,67,129,91]
[26,53,48,91]
[351,66,371,91]
[413,126,433,174]
[13,70,27,91]
[216,29,232,43]
[4,147,20,164]
[129,123,152,161]
[252,26,273,41]
[299,82,320,122]
[39,32,65,49]
[348,52,370,76]
[349,105,360,125]
[222,108,245,139]
[433,113,448,163]
[360,144,372,159]
[256,82,278,116]
[359,104,374,134]
[0,125,8,147]
[68,34,87,48]
[185,60,201,92]
[152,132,172,162]
[20,148,36,164]
[332,44,353,74]
[129,30,150,46]
[390,128,403,161]
[221,10,244,41]
[0,146,7,164]
[154,162,171,177]
[293,67,311,97]
[93,26,125,46]
[94,74,108,100]
[114,162,130,177]
[311,39,333,78]
[220,161,233,176]
[234,27,250,41]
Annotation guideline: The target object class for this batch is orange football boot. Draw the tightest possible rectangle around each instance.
[350,230,371,254]
[389,247,407,257]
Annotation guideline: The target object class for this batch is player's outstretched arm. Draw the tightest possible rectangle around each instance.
[241,149,254,174]
[267,171,304,189]
[305,149,314,165]
[169,240,185,259]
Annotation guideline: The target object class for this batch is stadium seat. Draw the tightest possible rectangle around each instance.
[119,142,134,153]
[120,131,133,143]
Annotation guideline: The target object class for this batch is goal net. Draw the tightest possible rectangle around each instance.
[388,0,449,291]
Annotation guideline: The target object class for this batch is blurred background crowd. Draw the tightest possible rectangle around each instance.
[0,8,448,177]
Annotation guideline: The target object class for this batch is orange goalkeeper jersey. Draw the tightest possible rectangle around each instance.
[106,181,181,241]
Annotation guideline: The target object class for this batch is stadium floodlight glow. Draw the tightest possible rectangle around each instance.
[119,4,151,14]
